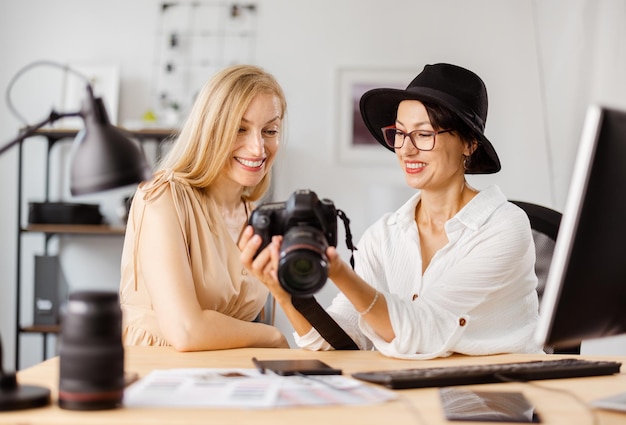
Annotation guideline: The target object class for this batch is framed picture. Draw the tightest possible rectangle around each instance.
[59,64,120,128]
[336,68,414,164]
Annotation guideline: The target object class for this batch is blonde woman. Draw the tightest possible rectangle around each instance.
[120,65,289,350]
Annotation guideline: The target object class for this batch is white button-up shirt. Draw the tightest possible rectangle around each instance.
[295,185,544,359]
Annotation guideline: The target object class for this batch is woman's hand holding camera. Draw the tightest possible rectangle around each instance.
[240,225,347,299]
[239,226,290,302]
[240,224,347,339]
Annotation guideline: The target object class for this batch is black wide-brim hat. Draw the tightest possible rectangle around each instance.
[359,63,501,174]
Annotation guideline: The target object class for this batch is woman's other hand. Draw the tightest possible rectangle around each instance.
[239,226,290,302]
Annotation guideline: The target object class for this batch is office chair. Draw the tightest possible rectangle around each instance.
[510,200,581,355]
[255,296,275,325]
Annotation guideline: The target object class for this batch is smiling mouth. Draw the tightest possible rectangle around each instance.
[406,162,426,170]
[235,157,266,168]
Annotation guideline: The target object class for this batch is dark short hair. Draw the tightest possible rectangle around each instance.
[422,101,480,145]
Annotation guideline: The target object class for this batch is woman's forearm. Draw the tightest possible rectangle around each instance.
[161,309,288,351]
[272,292,315,337]
[330,260,395,342]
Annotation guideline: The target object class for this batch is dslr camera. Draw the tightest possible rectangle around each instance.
[249,189,347,297]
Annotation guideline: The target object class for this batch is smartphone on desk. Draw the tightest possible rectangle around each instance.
[252,357,342,376]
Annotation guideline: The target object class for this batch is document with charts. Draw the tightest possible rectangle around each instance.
[123,368,396,409]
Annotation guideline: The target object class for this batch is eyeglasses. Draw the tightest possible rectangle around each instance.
[381,126,452,151]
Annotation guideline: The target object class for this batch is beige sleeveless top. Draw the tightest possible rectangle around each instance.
[119,169,268,346]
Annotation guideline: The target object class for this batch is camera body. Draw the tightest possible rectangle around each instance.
[249,189,338,296]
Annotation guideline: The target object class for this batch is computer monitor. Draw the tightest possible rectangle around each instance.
[536,104,626,350]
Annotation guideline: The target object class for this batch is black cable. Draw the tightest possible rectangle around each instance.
[337,208,357,269]
[5,60,91,126]
[530,0,558,207]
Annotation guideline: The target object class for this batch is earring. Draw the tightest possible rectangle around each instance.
[463,155,470,171]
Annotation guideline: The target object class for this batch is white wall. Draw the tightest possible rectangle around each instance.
[0,0,163,369]
[1,0,625,370]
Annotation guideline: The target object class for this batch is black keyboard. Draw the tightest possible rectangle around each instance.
[352,358,622,389]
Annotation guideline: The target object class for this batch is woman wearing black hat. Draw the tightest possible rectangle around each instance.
[240,63,542,359]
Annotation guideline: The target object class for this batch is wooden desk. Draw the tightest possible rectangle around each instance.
[6,347,626,425]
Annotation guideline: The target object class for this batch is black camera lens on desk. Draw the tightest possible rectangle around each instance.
[58,290,124,410]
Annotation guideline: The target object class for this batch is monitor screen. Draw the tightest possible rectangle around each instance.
[536,104,626,350]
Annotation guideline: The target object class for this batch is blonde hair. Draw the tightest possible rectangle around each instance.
[159,64,287,202]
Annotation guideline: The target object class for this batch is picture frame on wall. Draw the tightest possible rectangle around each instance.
[59,64,120,129]
[336,68,414,164]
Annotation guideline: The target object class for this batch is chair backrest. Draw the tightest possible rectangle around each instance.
[510,200,580,355]
[255,296,275,325]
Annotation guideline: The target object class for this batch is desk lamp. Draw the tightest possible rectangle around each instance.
[0,333,50,410]
[0,60,152,195]
[0,60,152,410]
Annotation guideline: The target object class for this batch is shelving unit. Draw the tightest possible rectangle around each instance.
[13,127,174,370]
[152,1,257,121]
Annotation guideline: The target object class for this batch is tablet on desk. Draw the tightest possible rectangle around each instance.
[251,358,342,376]
[439,388,541,423]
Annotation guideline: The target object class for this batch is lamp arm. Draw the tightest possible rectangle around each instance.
[0,333,15,389]
[0,110,82,156]
[0,331,15,386]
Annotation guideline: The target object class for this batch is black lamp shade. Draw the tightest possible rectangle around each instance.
[70,95,152,196]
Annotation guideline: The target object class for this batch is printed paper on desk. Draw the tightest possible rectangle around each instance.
[275,373,396,407]
[123,368,280,408]
[123,368,396,409]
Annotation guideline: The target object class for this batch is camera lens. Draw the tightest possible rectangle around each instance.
[58,290,124,410]
[278,226,329,296]
[291,258,315,277]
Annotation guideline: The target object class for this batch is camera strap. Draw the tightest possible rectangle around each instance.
[291,296,359,350]
[336,209,357,269]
